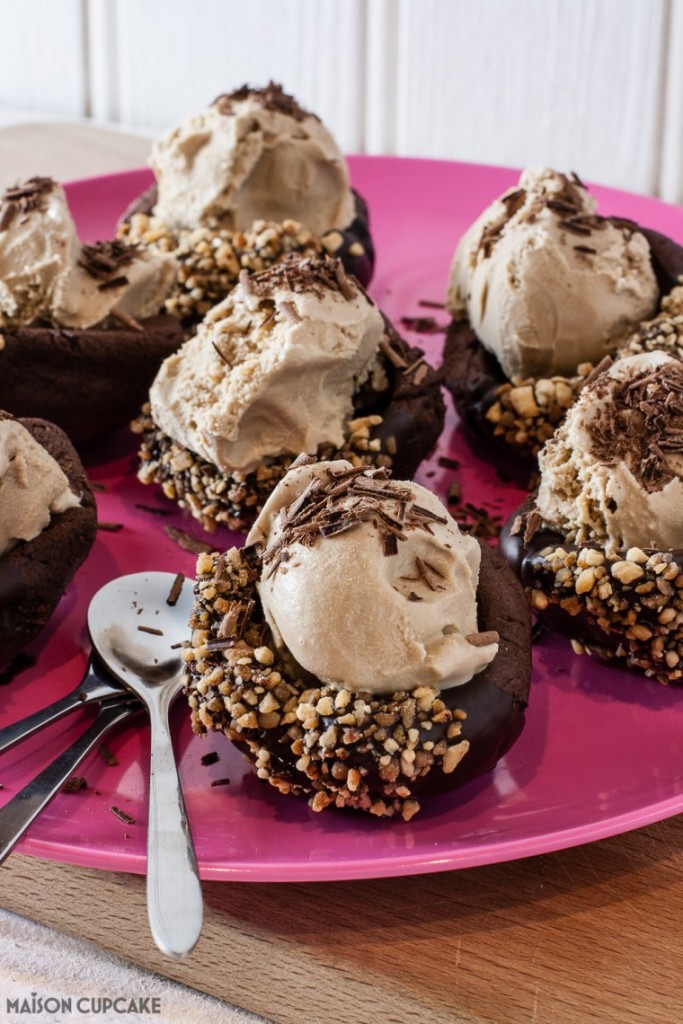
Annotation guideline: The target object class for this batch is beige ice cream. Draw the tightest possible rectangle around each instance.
[446,168,659,380]
[0,416,80,556]
[0,177,176,330]
[247,459,498,695]
[150,82,355,235]
[536,351,683,550]
[149,255,382,473]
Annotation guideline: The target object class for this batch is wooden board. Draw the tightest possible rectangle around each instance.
[2,816,683,1024]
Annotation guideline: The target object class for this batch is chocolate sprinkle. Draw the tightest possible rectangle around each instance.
[110,806,135,825]
[164,526,213,554]
[213,81,315,123]
[166,572,185,607]
[585,360,683,491]
[242,253,357,302]
[78,240,139,282]
[98,743,119,767]
[261,464,451,575]
[0,176,55,230]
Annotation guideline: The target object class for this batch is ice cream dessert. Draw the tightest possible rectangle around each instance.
[185,457,531,819]
[441,168,683,461]
[501,352,683,683]
[0,176,184,444]
[0,411,97,665]
[119,82,374,327]
[135,254,444,531]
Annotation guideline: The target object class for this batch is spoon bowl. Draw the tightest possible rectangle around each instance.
[88,570,203,960]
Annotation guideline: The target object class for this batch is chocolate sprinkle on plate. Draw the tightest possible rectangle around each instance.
[111,806,136,825]
[166,572,185,607]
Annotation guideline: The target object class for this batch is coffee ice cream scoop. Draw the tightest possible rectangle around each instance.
[536,351,683,551]
[151,82,355,236]
[0,177,176,330]
[0,415,80,556]
[446,168,659,380]
[149,255,383,474]
[247,459,498,695]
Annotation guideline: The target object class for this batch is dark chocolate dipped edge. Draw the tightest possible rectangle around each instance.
[0,416,97,666]
[185,536,530,818]
[119,184,375,287]
[441,222,683,464]
[0,314,185,446]
[135,319,445,533]
[500,496,683,684]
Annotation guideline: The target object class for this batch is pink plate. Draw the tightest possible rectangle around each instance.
[2,157,683,881]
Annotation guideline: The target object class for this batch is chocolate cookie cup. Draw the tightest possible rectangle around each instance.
[134,257,444,533]
[442,170,683,465]
[0,314,184,445]
[0,416,97,665]
[184,462,531,820]
[501,498,683,685]
[500,353,683,685]
[0,177,183,445]
[118,82,375,331]
[120,187,375,329]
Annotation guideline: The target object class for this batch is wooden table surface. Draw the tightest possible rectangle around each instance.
[1,121,682,1024]
[1,812,682,1024]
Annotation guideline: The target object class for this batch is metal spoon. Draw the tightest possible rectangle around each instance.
[0,652,128,756]
[0,689,140,864]
[87,570,202,960]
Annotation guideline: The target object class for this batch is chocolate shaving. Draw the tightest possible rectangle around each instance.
[288,452,318,470]
[212,340,231,365]
[135,503,171,516]
[580,354,613,390]
[201,751,220,766]
[584,360,683,490]
[97,275,129,292]
[0,176,55,229]
[409,504,448,524]
[210,777,232,787]
[399,316,447,335]
[382,532,398,557]
[78,240,139,282]
[407,592,423,602]
[97,522,123,532]
[260,465,454,576]
[214,81,315,123]
[243,253,356,301]
[98,743,119,767]
[111,806,135,825]
[166,573,185,607]
[164,526,213,554]
[62,776,87,793]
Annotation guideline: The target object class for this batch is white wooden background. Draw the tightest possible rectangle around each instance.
[0,0,682,203]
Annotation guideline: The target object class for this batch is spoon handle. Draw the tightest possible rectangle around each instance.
[0,700,138,865]
[0,654,127,756]
[146,698,203,960]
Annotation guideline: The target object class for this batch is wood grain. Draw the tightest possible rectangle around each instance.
[388,0,668,195]
[2,816,682,1024]
[660,0,683,203]
[104,0,367,152]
